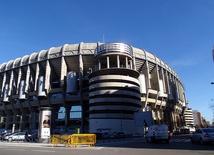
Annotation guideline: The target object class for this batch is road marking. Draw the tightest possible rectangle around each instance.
[170,139,190,143]
[66,146,103,150]
[82,147,103,150]
[173,139,184,142]
[5,148,25,151]
[184,139,190,142]
[32,149,56,153]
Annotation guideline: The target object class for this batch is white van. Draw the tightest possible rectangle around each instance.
[145,125,170,143]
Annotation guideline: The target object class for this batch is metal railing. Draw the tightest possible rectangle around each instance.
[95,43,133,57]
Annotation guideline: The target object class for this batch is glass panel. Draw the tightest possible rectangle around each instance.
[58,107,65,119]
[70,106,82,118]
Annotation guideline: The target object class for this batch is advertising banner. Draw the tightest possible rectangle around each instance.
[39,108,51,139]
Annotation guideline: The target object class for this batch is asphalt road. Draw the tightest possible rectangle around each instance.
[0,135,213,155]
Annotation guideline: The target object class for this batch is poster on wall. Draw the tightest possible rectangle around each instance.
[39,109,51,139]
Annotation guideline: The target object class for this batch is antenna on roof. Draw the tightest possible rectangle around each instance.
[103,34,105,43]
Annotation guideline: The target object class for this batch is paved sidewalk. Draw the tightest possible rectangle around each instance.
[0,141,52,147]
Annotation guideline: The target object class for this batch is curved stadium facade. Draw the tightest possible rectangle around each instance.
[0,42,186,134]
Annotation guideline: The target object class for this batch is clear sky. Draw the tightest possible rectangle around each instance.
[0,0,214,122]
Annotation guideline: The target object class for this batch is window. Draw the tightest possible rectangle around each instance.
[70,106,82,119]
[58,107,65,119]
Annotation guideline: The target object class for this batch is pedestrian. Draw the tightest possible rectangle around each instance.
[25,131,29,142]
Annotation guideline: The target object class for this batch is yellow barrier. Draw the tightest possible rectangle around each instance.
[51,134,96,148]
[51,135,60,146]
[51,134,70,147]
[71,134,96,147]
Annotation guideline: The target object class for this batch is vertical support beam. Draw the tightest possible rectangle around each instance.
[28,66,35,92]
[0,75,2,97]
[16,68,22,94]
[5,110,12,130]
[45,60,51,93]
[133,56,136,70]
[3,76,8,101]
[8,71,14,96]
[160,68,166,93]
[60,57,67,87]
[24,66,31,93]
[145,60,151,89]
[26,94,32,111]
[144,60,150,107]
[117,55,120,68]
[98,59,101,70]
[174,80,179,103]
[165,71,170,97]
[107,56,110,68]
[1,73,6,97]
[171,111,176,130]
[129,59,133,69]
[65,105,71,129]
[61,57,66,115]
[125,57,128,68]
[155,65,160,91]
[34,63,40,91]
[79,43,84,133]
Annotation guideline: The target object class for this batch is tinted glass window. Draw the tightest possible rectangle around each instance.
[203,129,214,132]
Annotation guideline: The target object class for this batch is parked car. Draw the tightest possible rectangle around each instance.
[180,128,190,134]
[173,130,180,136]
[0,132,7,140]
[2,132,12,140]
[4,132,28,141]
[145,125,170,143]
[190,128,214,144]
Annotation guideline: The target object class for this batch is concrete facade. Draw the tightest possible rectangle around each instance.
[0,42,186,134]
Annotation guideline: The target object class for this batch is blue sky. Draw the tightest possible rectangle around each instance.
[0,0,214,122]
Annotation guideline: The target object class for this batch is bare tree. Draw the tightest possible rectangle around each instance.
[209,100,214,124]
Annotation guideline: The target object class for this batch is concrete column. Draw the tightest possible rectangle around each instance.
[29,110,38,133]
[5,110,12,130]
[133,56,136,70]
[129,59,133,69]
[34,63,40,91]
[98,59,101,70]
[145,60,151,89]
[60,57,67,87]
[125,57,128,68]
[65,105,71,130]
[171,111,176,130]
[107,56,110,68]
[21,110,28,131]
[117,55,120,68]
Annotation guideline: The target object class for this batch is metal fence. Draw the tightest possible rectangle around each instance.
[51,134,96,147]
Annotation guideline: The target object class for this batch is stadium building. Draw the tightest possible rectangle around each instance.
[0,42,186,134]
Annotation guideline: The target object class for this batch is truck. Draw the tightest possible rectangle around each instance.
[145,125,170,143]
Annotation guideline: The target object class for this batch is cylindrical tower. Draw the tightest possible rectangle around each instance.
[88,43,142,133]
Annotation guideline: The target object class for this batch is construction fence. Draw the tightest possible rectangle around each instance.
[51,134,96,147]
